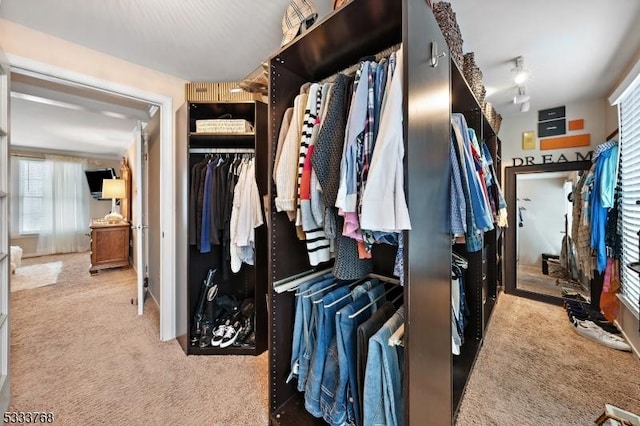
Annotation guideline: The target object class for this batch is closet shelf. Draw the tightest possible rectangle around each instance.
[187,345,258,356]
[189,132,255,139]
[450,59,498,137]
[271,394,326,426]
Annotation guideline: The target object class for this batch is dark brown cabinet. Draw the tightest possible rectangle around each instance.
[266,0,503,424]
[89,220,130,274]
[175,100,268,356]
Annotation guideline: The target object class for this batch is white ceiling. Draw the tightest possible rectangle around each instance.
[1,0,640,152]
[448,0,640,117]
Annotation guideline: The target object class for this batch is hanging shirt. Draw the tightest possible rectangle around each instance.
[275,89,308,220]
[451,113,493,233]
[360,46,411,232]
[590,143,619,273]
[336,62,369,240]
[450,134,467,237]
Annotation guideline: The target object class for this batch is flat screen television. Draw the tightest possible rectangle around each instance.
[84,168,117,200]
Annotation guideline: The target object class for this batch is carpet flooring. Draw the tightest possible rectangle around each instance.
[10,253,269,426]
[10,254,640,425]
[455,293,640,426]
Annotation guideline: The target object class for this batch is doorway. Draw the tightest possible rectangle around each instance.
[8,68,160,323]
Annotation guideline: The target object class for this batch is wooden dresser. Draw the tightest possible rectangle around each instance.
[89,220,130,274]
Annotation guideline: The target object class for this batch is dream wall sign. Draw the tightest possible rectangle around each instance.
[511,150,593,166]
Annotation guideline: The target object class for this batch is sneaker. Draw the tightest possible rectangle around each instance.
[234,315,254,346]
[572,319,631,352]
[220,321,242,348]
[211,321,229,347]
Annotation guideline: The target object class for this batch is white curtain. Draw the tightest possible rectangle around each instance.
[37,155,89,255]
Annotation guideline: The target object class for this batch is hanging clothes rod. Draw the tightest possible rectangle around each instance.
[320,42,402,84]
[189,147,255,154]
[368,273,400,286]
[274,267,333,294]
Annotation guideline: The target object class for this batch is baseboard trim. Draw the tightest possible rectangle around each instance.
[614,320,640,360]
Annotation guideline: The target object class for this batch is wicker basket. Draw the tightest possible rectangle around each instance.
[494,113,502,134]
[484,101,495,126]
[432,2,463,67]
[463,52,485,105]
[195,119,254,134]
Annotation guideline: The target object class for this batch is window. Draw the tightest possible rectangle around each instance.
[619,83,640,318]
[14,158,45,234]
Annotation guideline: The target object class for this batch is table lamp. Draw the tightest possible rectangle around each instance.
[102,178,126,223]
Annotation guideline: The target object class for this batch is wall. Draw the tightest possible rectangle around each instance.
[9,152,121,257]
[0,19,186,113]
[516,176,567,267]
[617,301,640,358]
[500,98,608,170]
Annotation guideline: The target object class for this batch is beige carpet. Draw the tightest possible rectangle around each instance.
[10,253,269,426]
[455,293,640,426]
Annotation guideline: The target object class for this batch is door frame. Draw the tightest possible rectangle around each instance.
[8,54,176,341]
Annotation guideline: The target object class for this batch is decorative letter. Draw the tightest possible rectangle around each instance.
[576,151,593,161]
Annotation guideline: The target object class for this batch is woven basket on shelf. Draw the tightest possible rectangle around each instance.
[484,101,495,127]
[494,113,502,134]
[432,2,463,67]
[463,52,485,105]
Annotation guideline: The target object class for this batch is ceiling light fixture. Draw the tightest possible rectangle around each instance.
[520,101,531,113]
[512,56,529,85]
[513,85,530,105]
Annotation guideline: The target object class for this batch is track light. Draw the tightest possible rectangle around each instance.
[520,101,530,113]
[513,85,530,104]
[512,56,529,85]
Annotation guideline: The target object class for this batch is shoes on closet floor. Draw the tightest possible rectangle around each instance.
[211,320,230,347]
[571,318,631,352]
[565,304,608,322]
[234,314,255,347]
[198,322,214,348]
[561,287,590,303]
[220,321,242,348]
[568,314,620,335]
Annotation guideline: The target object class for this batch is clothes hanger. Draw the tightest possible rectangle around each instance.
[320,277,370,307]
[388,323,404,347]
[452,252,468,269]
[303,280,341,299]
[347,285,401,319]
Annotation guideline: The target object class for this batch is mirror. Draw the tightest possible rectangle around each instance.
[504,160,593,305]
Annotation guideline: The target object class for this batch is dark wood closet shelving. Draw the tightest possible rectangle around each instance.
[175,100,269,356]
[266,0,504,423]
[189,132,255,138]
